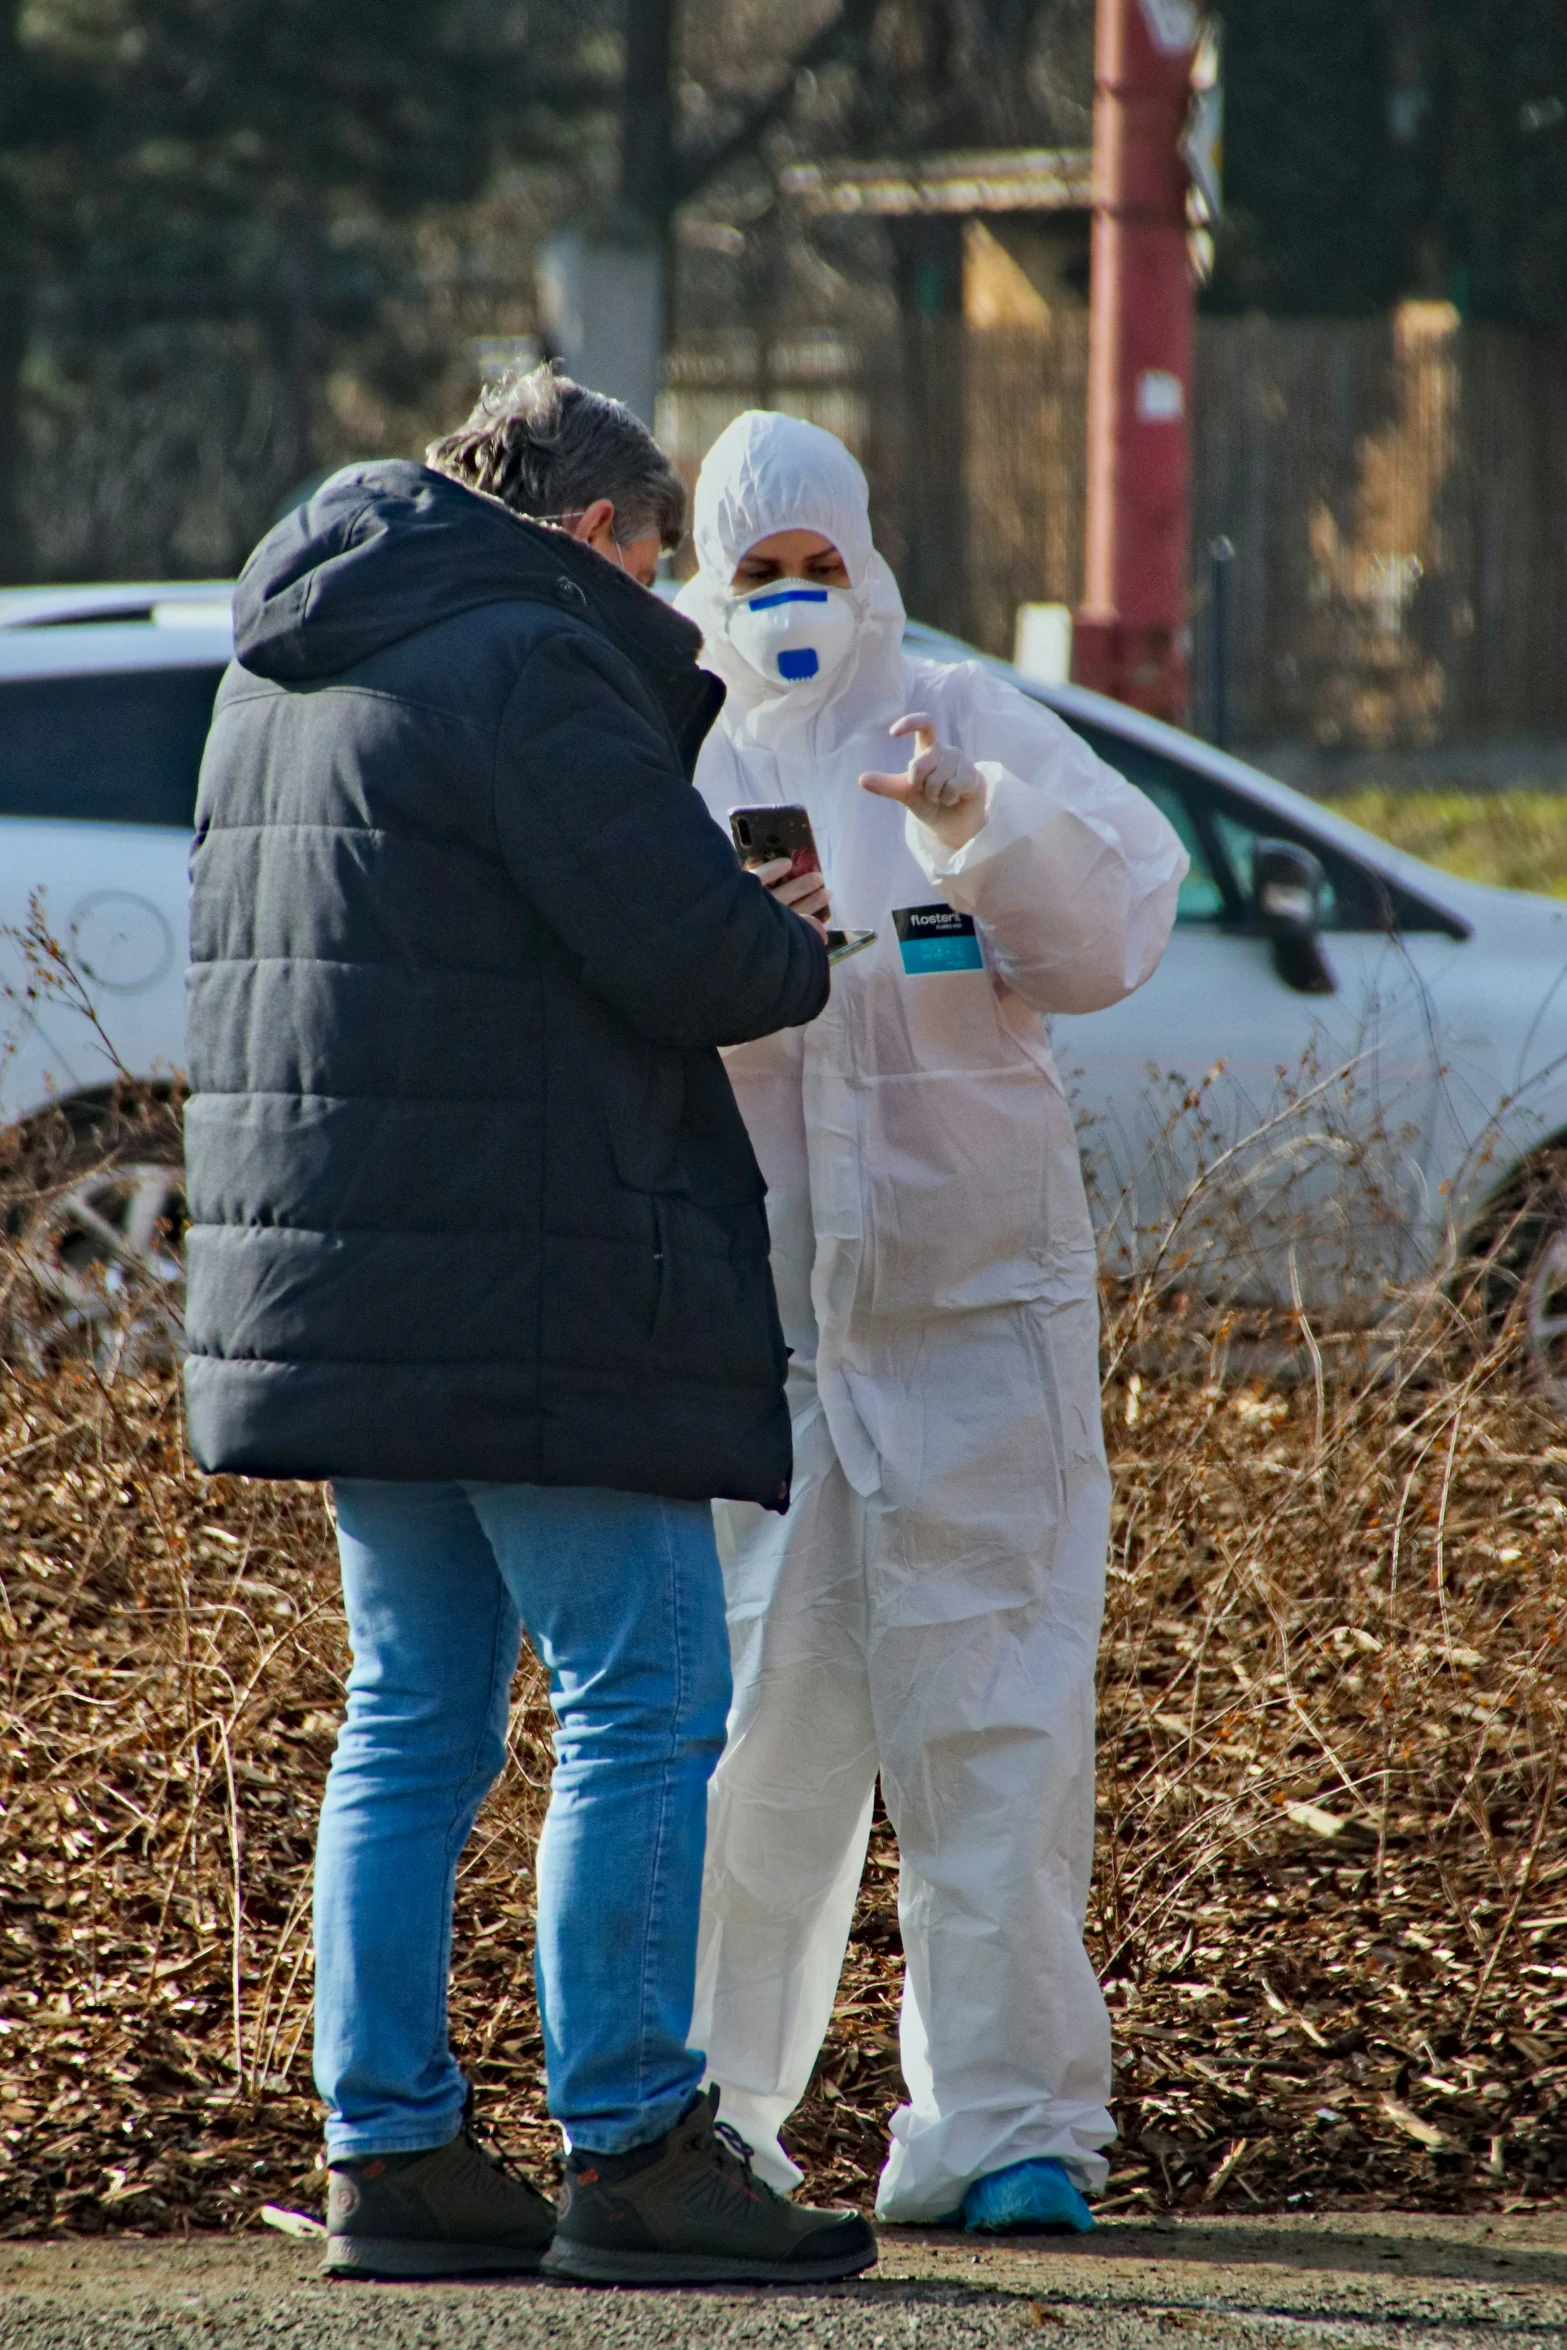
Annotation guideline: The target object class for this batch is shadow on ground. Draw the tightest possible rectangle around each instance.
[885,2212,1567,2289]
[2,2211,1566,2348]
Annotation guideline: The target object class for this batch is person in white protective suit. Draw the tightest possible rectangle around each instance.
[676,411,1187,2233]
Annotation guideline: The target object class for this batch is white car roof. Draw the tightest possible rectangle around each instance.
[0,580,234,630]
[0,583,235,678]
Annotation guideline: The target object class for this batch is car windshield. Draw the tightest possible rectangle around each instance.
[0,665,223,829]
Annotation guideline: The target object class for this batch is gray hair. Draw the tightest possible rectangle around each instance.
[426,364,685,550]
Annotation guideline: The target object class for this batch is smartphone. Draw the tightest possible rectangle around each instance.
[729,805,876,965]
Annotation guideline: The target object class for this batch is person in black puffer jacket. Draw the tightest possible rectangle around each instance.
[184,370,873,2288]
[186,449,818,1505]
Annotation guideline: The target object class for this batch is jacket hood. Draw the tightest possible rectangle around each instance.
[675,411,907,755]
[234,457,708,697]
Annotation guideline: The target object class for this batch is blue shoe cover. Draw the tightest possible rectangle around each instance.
[962,2157,1095,2235]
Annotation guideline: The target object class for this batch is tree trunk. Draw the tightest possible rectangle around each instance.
[614,0,677,391]
[0,271,32,581]
[282,202,321,493]
[0,0,34,580]
[889,215,967,638]
[619,0,676,231]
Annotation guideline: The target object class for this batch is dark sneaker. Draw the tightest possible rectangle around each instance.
[325,2095,556,2279]
[542,2087,876,2286]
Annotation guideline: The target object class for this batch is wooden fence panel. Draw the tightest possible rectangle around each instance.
[659,314,1567,748]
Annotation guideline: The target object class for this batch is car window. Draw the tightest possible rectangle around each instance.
[1064,716,1464,937]
[1066,723,1244,926]
[1111,768,1228,925]
[0,665,222,829]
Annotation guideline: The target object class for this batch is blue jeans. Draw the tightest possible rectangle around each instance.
[314,1479,731,2159]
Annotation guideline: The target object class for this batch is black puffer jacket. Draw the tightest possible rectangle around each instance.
[183,461,827,1505]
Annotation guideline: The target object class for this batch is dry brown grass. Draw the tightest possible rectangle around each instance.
[0,1097,1563,2237]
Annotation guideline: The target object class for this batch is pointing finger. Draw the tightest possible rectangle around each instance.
[887,711,937,753]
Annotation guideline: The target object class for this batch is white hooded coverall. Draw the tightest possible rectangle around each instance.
[677,412,1186,2222]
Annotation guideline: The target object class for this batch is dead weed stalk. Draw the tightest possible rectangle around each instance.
[0,1087,1562,2233]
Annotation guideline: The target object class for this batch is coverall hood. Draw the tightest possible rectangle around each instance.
[677,410,907,750]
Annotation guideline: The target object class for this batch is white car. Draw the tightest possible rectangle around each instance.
[0,582,230,1360]
[3,587,1565,1386]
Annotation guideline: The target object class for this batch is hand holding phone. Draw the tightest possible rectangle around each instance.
[729,805,876,965]
[749,854,832,928]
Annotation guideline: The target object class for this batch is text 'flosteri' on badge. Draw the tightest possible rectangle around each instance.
[893,904,985,975]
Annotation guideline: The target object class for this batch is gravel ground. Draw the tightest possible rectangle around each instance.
[2,2212,1564,2350]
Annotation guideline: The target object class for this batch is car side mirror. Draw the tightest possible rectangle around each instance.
[1252,839,1336,994]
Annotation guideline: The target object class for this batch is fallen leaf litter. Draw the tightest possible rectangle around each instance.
[1,1170,1564,2232]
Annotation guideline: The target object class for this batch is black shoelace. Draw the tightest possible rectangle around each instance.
[457,2094,540,2200]
[712,2116,773,2197]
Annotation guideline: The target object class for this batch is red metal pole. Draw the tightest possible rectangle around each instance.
[1073,0,1197,722]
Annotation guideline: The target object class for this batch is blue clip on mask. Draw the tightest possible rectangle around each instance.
[724,582,859,692]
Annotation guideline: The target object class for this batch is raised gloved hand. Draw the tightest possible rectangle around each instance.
[859,713,988,851]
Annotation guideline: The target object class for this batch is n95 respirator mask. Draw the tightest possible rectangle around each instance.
[724,583,858,692]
